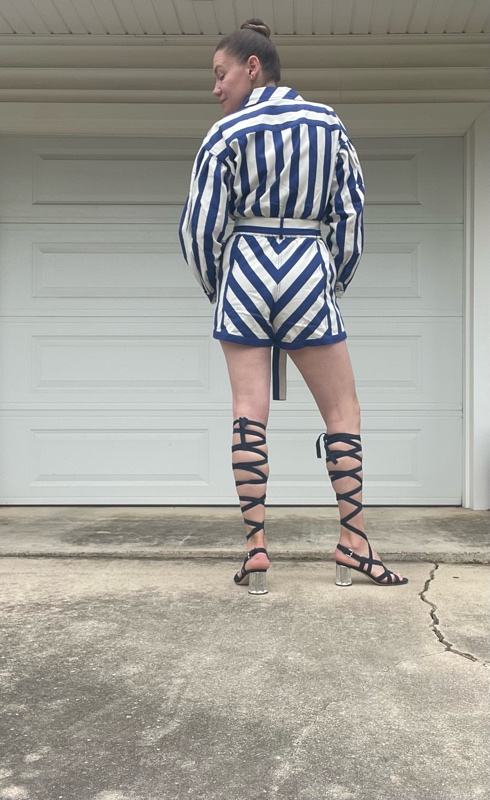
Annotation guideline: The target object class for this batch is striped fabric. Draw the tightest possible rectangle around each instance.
[214,225,344,346]
[214,223,348,400]
[179,86,365,304]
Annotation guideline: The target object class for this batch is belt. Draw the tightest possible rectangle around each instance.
[232,217,322,401]
[233,216,321,238]
[272,348,288,402]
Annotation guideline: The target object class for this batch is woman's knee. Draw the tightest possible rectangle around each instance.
[326,394,360,432]
[232,402,269,427]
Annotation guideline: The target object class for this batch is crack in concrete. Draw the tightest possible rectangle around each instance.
[419,563,488,667]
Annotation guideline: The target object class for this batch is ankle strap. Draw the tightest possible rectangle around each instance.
[247,547,268,559]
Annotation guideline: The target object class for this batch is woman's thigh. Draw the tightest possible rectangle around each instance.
[220,341,272,425]
[288,341,360,432]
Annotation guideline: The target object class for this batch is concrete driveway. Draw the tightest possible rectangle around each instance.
[0,552,488,800]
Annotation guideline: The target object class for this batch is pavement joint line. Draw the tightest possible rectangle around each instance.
[419,562,489,668]
[1,551,489,563]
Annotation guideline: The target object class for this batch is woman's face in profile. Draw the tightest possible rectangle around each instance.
[212,50,255,116]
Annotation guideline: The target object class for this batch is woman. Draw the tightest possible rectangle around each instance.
[179,19,407,594]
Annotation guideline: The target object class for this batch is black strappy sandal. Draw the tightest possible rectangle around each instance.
[234,547,269,594]
[232,417,270,595]
[316,432,408,587]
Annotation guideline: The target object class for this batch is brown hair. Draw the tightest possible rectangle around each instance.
[215,19,281,83]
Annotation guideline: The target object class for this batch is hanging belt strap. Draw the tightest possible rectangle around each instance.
[272,347,287,401]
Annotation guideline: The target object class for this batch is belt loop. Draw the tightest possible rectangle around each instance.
[279,217,284,240]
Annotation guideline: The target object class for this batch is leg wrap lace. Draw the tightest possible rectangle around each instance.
[316,432,366,542]
[317,432,407,585]
[232,417,268,541]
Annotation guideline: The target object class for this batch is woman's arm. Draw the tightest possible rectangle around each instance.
[323,132,365,298]
[179,148,231,304]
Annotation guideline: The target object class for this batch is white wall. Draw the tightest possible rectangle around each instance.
[464,108,490,510]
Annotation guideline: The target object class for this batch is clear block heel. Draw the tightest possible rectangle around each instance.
[248,571,268,595]
[336,563,352,587]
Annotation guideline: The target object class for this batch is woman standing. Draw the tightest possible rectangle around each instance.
[179,19,407,594]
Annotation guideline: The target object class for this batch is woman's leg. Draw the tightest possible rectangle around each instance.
[220,341,271,573]
[288,340,405,583]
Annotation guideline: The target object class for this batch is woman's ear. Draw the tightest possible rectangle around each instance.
[247,55,260,80]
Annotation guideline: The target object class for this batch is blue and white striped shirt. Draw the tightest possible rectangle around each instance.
[179,86,365,304]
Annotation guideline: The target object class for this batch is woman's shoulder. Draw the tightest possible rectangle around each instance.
[291,97,343,125]
[198,107,260,160]
[197,96,348,161]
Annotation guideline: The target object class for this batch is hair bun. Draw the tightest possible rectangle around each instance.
[240,18,271,38]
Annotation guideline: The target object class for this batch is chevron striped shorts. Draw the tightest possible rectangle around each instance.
[213,219,347,351]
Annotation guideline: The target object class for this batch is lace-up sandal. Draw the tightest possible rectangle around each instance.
[234,547,269,594]
[316,432,408,587]
[232,417,270,595]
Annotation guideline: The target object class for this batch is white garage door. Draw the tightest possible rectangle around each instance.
[0,135,463,504]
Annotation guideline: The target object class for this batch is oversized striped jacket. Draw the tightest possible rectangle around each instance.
[179,85,365,304]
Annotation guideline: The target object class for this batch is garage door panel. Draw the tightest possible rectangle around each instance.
[339,225,463,314]
[30,428,211,487]
[0,320,231,406]
[0,136,198,221]
[0,224,208,314]
[0,224,462,316]
[266,412,461,504]
[348,319,461,405]
[0,411,461,505]
[0,413,234,503]
[1,136,462,224]
[29,332,212,396]
[31,240,195,299]
[355,136,463,222]
[1,317,459,408]
[32,149,193,207]
[288,319,462,406]
[361,413,461,503]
